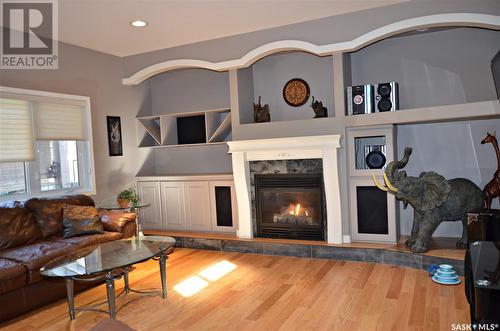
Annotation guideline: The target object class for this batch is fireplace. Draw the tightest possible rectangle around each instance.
[255,173,325,240]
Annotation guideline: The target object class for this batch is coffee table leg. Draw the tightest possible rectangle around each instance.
[65,278,75,320]
[159,254,167,299]
[135,211,140,237]
[123,268,130,294]
[106,275,116,319]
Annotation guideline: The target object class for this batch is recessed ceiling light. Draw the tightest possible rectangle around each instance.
[130,20,147,27]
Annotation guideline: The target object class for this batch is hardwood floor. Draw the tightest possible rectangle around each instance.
[1,248,469,331]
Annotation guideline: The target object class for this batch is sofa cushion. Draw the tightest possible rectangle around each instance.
[99,210,136,233]
[0,258,27,295]
[25,195,95,238]
[0,207,42,250]
[63,217,104,239]
[63,204,99,220]
[0,240,77,283]
[53,232,123,249]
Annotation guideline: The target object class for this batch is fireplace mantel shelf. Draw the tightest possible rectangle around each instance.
[227,134,344,244]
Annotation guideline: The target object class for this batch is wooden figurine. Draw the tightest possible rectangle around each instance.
[481,131,500,210]
[310,96,328,118]
[253,96,270,123]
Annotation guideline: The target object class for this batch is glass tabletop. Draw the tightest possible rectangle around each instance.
[40,236,175,278]
[99,203,150,211]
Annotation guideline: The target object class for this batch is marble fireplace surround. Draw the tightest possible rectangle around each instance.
[227,135,343,244]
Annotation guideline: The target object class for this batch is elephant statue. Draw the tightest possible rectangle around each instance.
[373,147,484,253]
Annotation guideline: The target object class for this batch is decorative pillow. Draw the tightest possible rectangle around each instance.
[62,216,104,239]
[26,195,95,238]
[99,210,136,233]
[0,207,42,249]
[63,204,99,221]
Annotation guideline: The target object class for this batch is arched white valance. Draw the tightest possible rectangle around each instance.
[122,13,500,86]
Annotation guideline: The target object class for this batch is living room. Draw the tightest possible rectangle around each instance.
[1,0,500,330]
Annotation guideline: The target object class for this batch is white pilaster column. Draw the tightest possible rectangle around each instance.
[231,152,252,238]
[322,146,343,244]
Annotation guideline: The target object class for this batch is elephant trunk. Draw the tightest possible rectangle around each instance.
[385,147,413,181]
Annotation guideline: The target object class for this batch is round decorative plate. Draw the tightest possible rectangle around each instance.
[283,78,310,107]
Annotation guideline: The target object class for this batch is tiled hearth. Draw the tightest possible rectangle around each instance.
[144,231,465,275]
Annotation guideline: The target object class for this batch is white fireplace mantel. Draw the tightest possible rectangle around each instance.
[227,135,344,244]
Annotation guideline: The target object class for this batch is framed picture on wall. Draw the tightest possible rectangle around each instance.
[106,116,123,156]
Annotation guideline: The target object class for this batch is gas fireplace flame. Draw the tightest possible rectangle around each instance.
[286,203,309,216]
[275,202,315,225]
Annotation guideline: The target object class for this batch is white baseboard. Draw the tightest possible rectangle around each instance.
[343,235,352,243]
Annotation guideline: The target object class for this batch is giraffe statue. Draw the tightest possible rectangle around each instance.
[481,131,500,210]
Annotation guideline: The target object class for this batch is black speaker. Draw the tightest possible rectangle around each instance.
[365,151,386,169]
[347,84,374,115]
[374,82,399,112]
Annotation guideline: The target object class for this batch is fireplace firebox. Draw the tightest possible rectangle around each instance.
[255,173,325,240]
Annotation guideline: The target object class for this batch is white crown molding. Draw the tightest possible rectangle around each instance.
[123,13,500,86]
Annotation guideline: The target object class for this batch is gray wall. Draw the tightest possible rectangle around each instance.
[153,144,232,175]
[250,52,333,122]
[0,37,152,205]
[123,0,500,77]
[351,28,500,109]
[150,68,230,114]
[397,118,500,237]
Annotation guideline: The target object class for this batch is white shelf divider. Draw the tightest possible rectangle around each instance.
[138,117,161,145]
[209,112,232,143]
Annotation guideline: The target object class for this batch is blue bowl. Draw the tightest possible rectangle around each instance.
[435,273,459,281]
[439,264,453,270]
[432,275,461,285]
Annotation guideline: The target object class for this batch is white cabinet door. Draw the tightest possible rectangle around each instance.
[184,181,211,231]
[137,181,162,230]
[160,181,186,230]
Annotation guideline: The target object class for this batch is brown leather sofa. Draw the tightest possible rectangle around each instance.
[0,195,136,322]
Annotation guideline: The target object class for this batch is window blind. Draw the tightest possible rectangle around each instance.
[0,98,35,162]
[34,103,86,140]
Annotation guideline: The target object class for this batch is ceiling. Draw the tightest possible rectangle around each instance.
[56,0,407,57]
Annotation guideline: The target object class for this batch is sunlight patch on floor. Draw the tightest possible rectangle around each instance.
[173,260,237,297]
[198,260,237,281]
[173,276,208,297]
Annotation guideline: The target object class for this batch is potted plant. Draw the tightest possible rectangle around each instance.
[117,187,139,208]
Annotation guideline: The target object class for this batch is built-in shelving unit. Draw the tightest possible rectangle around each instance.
[126,12,500,244]
[137,108,232,148]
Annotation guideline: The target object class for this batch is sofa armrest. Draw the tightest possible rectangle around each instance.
[99,211,136,238]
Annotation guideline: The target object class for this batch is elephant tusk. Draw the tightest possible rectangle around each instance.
[372,174,388,192]
[383,172,399,192]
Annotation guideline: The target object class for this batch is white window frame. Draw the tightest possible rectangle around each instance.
[0,86,96,201]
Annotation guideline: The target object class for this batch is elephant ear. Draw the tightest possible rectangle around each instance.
[415,171,451,211]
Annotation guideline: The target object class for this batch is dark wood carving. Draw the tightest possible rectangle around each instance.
[253,96,270,123]
[481,131,500,210]
[310,96,327,118]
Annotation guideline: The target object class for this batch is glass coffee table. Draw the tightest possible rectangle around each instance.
[40,236,175,320]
